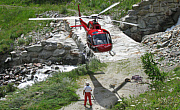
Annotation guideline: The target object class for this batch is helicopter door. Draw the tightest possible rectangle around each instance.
[87,34,92,48]
[106,33,112,44]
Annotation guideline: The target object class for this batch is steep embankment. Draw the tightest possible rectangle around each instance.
[142,24,180,72]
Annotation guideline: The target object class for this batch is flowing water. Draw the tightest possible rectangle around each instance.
[17,65,77,89]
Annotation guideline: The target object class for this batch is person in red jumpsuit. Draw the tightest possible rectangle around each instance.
[83,82,92,107]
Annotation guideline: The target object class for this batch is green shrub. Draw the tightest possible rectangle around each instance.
[17,38,25,45]
[6,83,16,93]
[88,0,96,7]
[0,86,6,97]
[25,36,32,45]
[112,65,180,110]
[0,83,17,97]
[100,3,107,10]
[61,6,68,14]
[157,45,161,49]
[141,53,167,85]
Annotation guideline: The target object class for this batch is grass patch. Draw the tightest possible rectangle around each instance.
[0,58,106,109]
[0,5,53,53]
[112,66,180,110]
[111,54,179,110]
[0,0,141,54]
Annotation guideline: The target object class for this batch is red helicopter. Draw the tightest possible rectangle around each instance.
[29,2,138,56]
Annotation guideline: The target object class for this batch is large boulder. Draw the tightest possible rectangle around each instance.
[25,44,43,52]
[39,50,53,59]
[21,51,28,57]
[53,49,66,57]
[28,52,39,58]
[43,42,57,51]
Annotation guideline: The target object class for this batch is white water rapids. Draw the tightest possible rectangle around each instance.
[17,65,77,89]
[166,16,180,31]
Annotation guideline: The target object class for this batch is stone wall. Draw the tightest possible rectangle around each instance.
[120,0,180,42]
[8,20,87,67]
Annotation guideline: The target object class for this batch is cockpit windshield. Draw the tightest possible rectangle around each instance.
[93,34,111,45]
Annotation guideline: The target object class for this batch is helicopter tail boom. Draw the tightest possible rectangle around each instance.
[78,4,81,17]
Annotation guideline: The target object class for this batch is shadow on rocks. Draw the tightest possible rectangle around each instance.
[89,72,118,109]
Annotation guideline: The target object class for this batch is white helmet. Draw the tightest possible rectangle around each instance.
[86,82,89,86]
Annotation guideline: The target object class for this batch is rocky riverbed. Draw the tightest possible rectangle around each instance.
[0,63,77,88]
[0,11,82,89]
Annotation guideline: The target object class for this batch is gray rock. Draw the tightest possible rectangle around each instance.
[28,52,39,58]
[22,56,31,63]
[57,42,64,49]
[130,26,138,33]
[26,44,43,52]
[10,51,17,58]
[132,4,140,10]
[53,49,66,57]
[147,17,158,25]
[160,40,170,48]
[170,51,180,57]
[43,43,57,50]
[12,57,22,65]
[21,51,28,57]
[31,58,39,63]
[64,45,71,50]
[46,61,52,66]
[41,40,47,46]
[70,49,80,57]
[39,50,53,59]
[138,17,146,28]
[138,10,149,16]
[48,57,60,63]
[139,1,151,7]
[128,10,137,16]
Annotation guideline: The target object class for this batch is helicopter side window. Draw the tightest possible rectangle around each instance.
[87,34,92,43]
[106,33,112,44]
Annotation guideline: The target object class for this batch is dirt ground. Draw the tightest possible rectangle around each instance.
[60,57,150,110]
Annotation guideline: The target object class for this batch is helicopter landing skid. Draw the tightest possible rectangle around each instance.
[109,51,116,56]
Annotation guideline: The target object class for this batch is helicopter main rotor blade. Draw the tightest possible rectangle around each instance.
[98,2,120,15]
[29,17,80,20]
[112,20,139,26]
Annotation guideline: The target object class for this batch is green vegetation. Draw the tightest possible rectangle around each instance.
[0,59,106,109]
[112,53,180,110]
[141,53,167,83]
[157,44,161,49]
[0,5,53,54]
[0,0,141,54]
[0,83,17,97]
